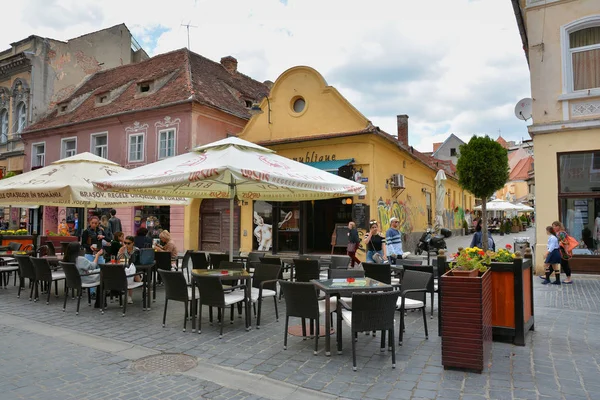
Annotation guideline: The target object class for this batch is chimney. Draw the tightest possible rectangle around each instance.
[263,80,274,90]
[397,114,409,145]
[220,56,238,74]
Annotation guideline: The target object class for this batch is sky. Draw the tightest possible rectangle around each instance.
[4,0,532,152]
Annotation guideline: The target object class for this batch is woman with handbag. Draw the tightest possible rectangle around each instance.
[364,220,387,263]
[347,221,361,268]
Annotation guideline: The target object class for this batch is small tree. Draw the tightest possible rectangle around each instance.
[456,136,509,251]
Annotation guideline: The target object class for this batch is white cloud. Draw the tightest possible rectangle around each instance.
[4,0,531,152]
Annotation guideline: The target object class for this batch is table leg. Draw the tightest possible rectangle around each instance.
[325,292,331,356]
[191,277,197,333]
[142,270,147,311]
[245,278,251,331]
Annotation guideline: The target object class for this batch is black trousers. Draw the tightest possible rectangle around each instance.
[560,258,572,278]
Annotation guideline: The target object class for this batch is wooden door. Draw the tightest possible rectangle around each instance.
[200,212,222,251]
[199,199,240,252]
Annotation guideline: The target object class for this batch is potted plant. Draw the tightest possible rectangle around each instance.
[449,247,490,277]
[462,219,468,236]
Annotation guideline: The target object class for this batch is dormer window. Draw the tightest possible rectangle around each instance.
[57,102,69,114]
[95,92,110,106]
[137,81,154,94]
[244,100,253,108]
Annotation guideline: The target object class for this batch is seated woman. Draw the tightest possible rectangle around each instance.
[109,231,124,258]
[134,227,153,249]
[64,242,102,287]
[153,230,178,268]
[117,236,142,304]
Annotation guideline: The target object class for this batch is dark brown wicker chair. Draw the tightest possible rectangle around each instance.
[279,280,324,355]
[21,244,34,252]
[337,290,400,371]
[195,276,248,337]
[329,255,351,269]
[158,269,198,332]
[293,259,320,282]
[397,269,432,345]
[15,255,35,299]
[99,264,143,316]
[45,241,57,256]
[362,262,392,284]
[251,263,281,328]
[180,250,193,282]
[30,257,66,304]
[209,253,229,269]
[190,251,209,270]
[36,245,49,257]
[328,269,365,279]
[8,242,22,251]
[259,256,281,265]
[0,257,19,288]
[395,258,423,267]
[59,261,99,314]
[402,265,436,318]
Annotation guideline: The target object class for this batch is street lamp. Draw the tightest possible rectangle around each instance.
[248,96,272,124]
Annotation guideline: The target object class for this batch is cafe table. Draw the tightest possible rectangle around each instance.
[312,278,393,356]
[98,262,155,310]
[190,268,252,333]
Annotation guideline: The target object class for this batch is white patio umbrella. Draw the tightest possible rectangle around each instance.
[515,203,534,212]
[474,199,521,211]
[434,170,447,230]
[93,137,367,259]
[0,152,189,212]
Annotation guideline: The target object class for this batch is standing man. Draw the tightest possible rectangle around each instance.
[80,216,105,298]
[386,217,403,265]
[108,209,123,237]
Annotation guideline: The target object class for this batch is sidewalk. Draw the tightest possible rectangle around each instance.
[1,243,598,400]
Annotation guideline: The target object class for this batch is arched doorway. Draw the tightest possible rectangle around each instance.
[199,199,240,252]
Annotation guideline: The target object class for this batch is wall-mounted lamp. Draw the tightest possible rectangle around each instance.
[249,96,272,124]
[421,188,428,194]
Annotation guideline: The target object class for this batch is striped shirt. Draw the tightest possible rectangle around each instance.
[386,228,403,256]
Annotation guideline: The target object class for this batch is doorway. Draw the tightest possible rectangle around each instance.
[199,199,240,253]
[306,199,353,254]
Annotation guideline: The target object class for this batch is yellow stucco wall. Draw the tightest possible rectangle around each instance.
[496,181,529,202]
[238,65,471,255]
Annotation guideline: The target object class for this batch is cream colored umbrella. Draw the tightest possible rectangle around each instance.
[0,152,189,207]
[434,169,447,230]
[93,137,366,259]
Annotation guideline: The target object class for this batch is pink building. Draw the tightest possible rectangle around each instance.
[22,49,268,251]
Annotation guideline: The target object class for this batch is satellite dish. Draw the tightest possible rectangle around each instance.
[514,98,533,121]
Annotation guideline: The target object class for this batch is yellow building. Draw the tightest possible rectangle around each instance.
[238,66,473,257]
[512,0,600,273]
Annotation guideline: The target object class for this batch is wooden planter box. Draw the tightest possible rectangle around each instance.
[490,258,534,346]
[440,269,492,373]
[0,235,35,248]
[569,255,600,274]
[511,226,520,233]
[39,235,79,252]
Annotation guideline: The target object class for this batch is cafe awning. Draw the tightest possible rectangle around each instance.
[304,158,354,174]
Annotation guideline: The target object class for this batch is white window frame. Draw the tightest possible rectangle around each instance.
[60,137,77,159]
[90,132,108,159]
[31,142,45,168]
[128,132,145,163]
[0,109,8,144]
[560,15,600,98]
[157,128,176,160]
[16,102,27,134]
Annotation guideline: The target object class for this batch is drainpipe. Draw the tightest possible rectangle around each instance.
[22,51,35,124]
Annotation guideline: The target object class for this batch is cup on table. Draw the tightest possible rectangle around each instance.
[346,277,355,283]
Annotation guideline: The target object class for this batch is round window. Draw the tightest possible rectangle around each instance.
[292,97,306,113]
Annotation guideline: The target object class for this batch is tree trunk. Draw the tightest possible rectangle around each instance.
[481,199,488,251]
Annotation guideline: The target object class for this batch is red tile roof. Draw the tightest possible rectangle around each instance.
[509,156,533,181]
[432,142,442,152]
[496,135,508,148]
[25,48,268,132]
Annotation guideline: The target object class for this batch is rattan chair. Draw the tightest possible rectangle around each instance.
[21,244,34,252]
[195,275,248,337]
[180,250,193,283]
[330,255,351,269]
[248,252,265,263]
[251,263,281,328]
[293,259,320,282]
[8,242,22,251]
[209,253,229,269]
[397,269,432,345]
[158,269,198,332]
[362,262,393,285]
[259,256,281,265]
[99,264,143,316]
[36,245,50,257]
[59,261,100,314]
[45,241,57,256]
[0,257,19,288]
[30,257,66,304]
[402,265,437,318]
[395,258,423,267]
[328,269,365,279]
[190,252,209,270]
[337,290,400,371]
[279,280,325,355]
[15,255,35,299]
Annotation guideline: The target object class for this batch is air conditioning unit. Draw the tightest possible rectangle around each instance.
[391,174,405,188]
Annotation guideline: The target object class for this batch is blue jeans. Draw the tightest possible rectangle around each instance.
[84,254,105,293]
[366,250,383,263]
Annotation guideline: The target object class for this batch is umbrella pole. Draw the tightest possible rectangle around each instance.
[229,176,235,262]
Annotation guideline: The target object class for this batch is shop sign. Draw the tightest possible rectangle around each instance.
[292,152,337,163]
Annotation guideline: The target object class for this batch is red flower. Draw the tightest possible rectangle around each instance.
[478,250,485,256]
[45,230,49,234]
[505,244,512,250]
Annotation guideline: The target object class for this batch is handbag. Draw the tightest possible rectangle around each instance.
[369,237,384,263]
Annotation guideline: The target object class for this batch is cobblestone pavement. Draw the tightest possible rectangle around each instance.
[1,234,598,400]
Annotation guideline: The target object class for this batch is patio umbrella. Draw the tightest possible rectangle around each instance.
[93,136,367,259]
[0,152,189,209]
[474,199,521,211]
[434,170,447,230]
[515,203,534,212]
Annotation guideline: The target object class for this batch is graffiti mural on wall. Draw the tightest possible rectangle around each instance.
[444,206,465,229]
[376,197,425,234]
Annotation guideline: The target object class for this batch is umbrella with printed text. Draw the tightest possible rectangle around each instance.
[93,137,367,260]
